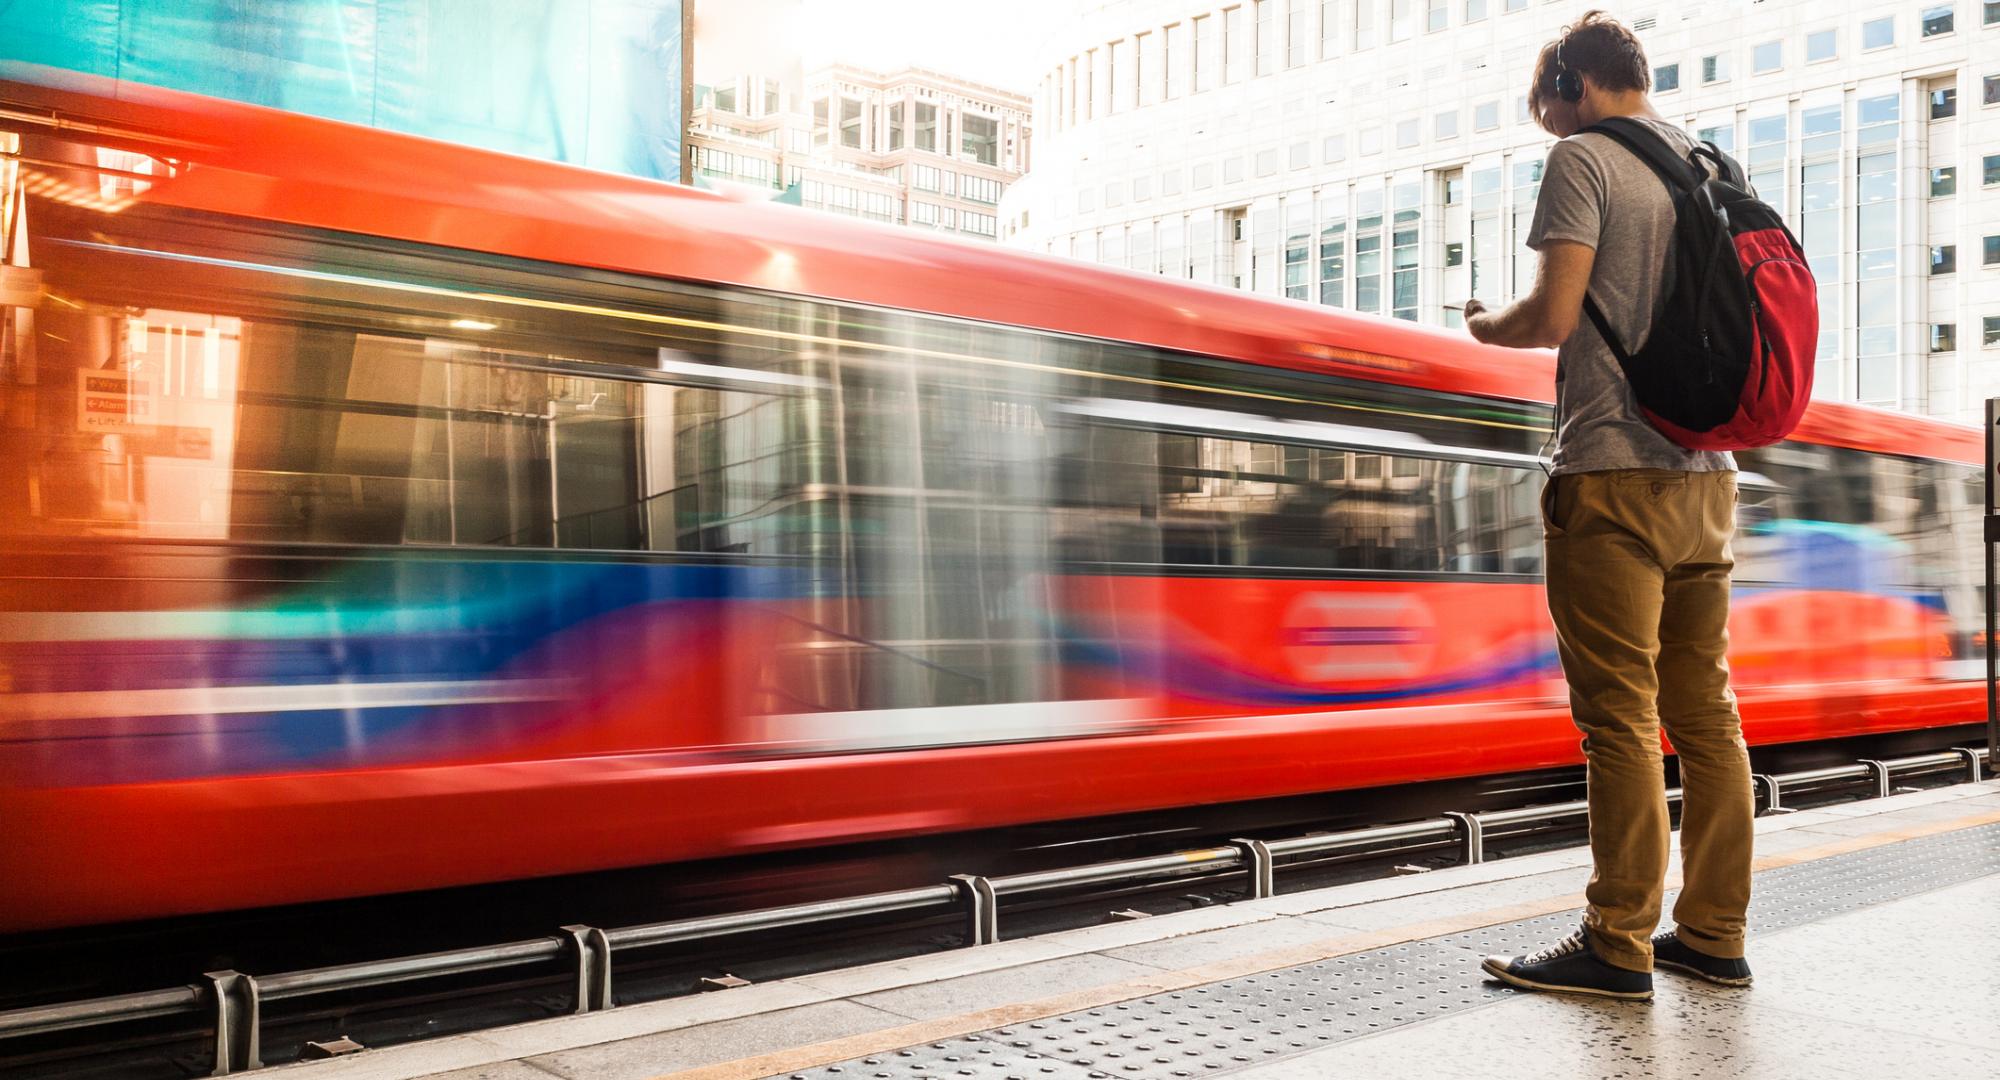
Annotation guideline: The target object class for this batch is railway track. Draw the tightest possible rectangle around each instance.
[1,727,1988,1079]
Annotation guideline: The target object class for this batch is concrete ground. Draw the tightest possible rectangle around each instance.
[274,779,2000,1080]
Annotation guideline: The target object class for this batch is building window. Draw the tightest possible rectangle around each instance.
[1290,140,1311,169]
[1805,29,1836,62]
[1862,16,1894,49]
[1104,181,1123,208]
[1360,126,1382,155]
[1987,234,2000,265]
[1323,134,1346,161]
[914,102,937,152]
[1224,6,1245,84]
[1354,0,1375,48]
[1474,100,1499,130]
[713,85,737,112]
[1428,0,1448,32]
[1136,31,1156,107]
[1076,187,1094,213]
[1986,153,2000,185]
[1133,176,1152,201]
[840,98,863,148]
[1390,0,1415,42]
[1932,87,1958,120]
[1288,0,1308,66]
[1390,186,1419,321]
[1933,245,1957,274]
[1255,0,1276,76]
[1445,241,1464,267]
[1284,203,1312,299]
[1193,162,1215,188]
[889,102,904,150]
[1654,63,1680,92]
[1225,155,1245,183]
[1435,109,1459,139]
[1922,5,1955,36]
[962,175,1002,204]
[1444,173,1464,205]
[1167,23,1187,98]
[1255,148,1279,176]
[1931,324,1956,352]
[1320,0,1340,56]
[1162,169,1182,195]
[1465,0,1487,21]
[1193,15,1212,92]
[1986,316,2000,349]
[1109,39,1129,112]
[1753,41,1781,74]
[1319,218,1346,306]
[961,114,998,166]
[1701,54,1728,84]
[1986,75,2000,107]
[1395,118,1419,148]
[765,84,780,114]
[1505,0,1525,10]
[1989,0,2000,25]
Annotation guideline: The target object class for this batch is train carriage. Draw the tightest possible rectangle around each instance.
[0,66,1983,931]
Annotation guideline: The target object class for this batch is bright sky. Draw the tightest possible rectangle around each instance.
[697,0,1069,94]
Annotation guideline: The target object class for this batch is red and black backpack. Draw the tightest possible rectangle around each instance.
[1576,117,1817,451]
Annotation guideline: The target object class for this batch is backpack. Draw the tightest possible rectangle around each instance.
[1575,117,1817,452]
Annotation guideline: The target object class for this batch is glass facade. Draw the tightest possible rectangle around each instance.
[0,0,685,181]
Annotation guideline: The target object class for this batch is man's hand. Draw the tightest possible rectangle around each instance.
[1457,241,1595,349]
[1462,299,1490,343]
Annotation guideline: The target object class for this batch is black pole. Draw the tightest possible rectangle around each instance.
[1986,398,1998,774]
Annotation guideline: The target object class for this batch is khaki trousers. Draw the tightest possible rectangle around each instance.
[1542,468,1754,973]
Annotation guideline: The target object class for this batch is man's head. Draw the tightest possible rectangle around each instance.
[1529,10,1651,137]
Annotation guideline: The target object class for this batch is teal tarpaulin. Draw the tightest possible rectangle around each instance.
[0,0,685,182]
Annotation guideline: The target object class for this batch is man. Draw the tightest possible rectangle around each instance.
[1464,10,1754,1001]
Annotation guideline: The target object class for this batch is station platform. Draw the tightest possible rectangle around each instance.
[282,780,2000,1080]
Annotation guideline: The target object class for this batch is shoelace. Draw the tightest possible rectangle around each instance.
[1519,929,1588,966]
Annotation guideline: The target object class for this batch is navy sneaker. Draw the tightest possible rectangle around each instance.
[1481,928,1653,1001]
[1652,931,1753,987]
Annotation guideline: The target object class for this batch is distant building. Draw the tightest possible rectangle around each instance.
[1004,0,2000,424]
[687,65,1031,241]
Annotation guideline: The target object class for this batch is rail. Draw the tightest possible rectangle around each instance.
[0,746,1986,1075]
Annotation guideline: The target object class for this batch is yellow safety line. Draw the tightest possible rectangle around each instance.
[652,805,2000,1080]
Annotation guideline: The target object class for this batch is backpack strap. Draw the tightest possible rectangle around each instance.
[1582,294,1635,372]
[1569,117,1704,373]
[1578,116,1704,193]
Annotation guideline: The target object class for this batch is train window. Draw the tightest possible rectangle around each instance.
[11,260,790,552]
[1055,422,1543,576]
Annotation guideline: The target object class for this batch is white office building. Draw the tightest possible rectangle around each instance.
[690,66,1030,241]
[1001,0,2000,422]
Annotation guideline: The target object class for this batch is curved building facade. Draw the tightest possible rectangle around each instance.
[1001,0,2000,421]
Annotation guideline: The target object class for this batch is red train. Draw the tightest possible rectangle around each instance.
[0,67,1983,932]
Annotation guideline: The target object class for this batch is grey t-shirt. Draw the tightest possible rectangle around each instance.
[1527,116,1734,476]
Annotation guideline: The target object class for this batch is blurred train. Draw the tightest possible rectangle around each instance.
[0,68,1985,932]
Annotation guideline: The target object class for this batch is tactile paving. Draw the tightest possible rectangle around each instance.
[787,821,2000,1080]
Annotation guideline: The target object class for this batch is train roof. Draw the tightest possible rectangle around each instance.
[0,64,1979,467]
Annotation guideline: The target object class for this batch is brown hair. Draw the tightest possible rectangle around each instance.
[1527,10,1650,132]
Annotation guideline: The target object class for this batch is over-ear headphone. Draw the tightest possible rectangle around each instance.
[1552,36,1584,103]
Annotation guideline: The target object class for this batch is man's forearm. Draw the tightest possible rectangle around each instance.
[1468,300,1565,349]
